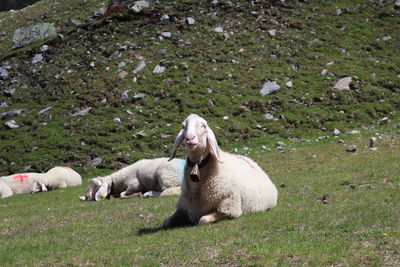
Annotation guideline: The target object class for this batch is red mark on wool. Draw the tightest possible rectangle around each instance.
[13,174,29,183]
[236,156,255,169]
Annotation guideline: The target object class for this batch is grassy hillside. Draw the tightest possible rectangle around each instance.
[0,0,399,176]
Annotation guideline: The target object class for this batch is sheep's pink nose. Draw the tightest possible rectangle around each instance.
[186,135,195,141]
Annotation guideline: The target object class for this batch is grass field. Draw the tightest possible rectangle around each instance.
[1,131,399,266]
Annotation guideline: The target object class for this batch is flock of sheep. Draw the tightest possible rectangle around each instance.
[1,114,278,227]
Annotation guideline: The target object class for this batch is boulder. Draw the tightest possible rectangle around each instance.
[12,23,57,49]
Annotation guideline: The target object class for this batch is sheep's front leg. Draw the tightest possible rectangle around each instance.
[120,179,142,198]
[198,211,228,225]
[162,210,190,229]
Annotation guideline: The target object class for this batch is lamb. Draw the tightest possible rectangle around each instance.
[0,166,82,199]
[79,158,186,201]
[162,114,278,228]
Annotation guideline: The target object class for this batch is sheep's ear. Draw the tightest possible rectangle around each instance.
[169,129,185,161]
[95,181,109,201]
[206,126,223,163]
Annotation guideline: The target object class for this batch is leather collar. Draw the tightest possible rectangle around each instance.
[186,153,211,169]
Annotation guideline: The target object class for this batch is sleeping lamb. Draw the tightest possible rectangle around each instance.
[0,166,82,199]
[162,114,278,228]
[80,158,185,201]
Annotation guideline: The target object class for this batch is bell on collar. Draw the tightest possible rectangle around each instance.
[190,164,200,182]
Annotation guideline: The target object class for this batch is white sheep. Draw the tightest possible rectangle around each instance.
[162,114,278,227]
[0,166,82,199]
[79,158,186,201]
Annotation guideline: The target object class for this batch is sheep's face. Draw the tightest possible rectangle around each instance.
[170,114,223,162]
[182,114,208,153]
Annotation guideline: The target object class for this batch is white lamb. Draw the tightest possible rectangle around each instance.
[79,158,186,201]
[162,114,278,227]
[0,166,82,199]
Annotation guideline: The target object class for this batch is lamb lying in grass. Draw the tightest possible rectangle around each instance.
[162,114,278,228]
[80,158,185,201]
[0,166,82,199]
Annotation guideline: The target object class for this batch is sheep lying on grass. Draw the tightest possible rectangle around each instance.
[162,114,278,228]
[0,166,82,199]
[80,158,185,201]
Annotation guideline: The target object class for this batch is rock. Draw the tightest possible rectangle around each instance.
[268,29,276,36]
[85,157,103,167]
[379,117,389,125]
[349,130,360,135]
[113,118,122,124]
[129,0,150,13]
[153,65,165,74]
[186,17,195,25]
[276,141,284,147]
[134,131,148,138]
[0,102,8,108]
[161,32,172,38]
[0,109,22,119]
[346,146,357,152]
[12,23,57,49]
[32,54,43,64]
[157,49,167,55]
[370,137,377,147]
[118,70,128,79]
[38,106,52,115]
[5,120,19,129]
[4,88,16,96]
[40,45,48,52]
[66,19,81,27]
[121,90,130,99]
[336,8,342,15]
[382,36,392,41]
[321,69,328,75]
[118,61,127,68]
[71,107,91,116]
[160,14,170,21]
[0,66,9,80]
[133,93,145,99]
[126,109,133,115]
[333,128,341,135]
[260,81,281,96]
[223,116,229,120]
[214,27,224,33]
[396,0,400,9]
[333,77,352,91]
[264,114,274,120]
[132,60,146,74]
[286,81,293,87]
[370,147,378,152]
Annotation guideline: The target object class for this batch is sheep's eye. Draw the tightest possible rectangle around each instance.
[201,124,206,129]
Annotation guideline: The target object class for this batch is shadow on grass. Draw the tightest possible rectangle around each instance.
[136,223,195,236]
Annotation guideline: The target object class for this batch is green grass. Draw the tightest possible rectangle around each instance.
[1,133,399,266]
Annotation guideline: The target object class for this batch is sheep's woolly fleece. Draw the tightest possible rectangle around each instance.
[0,167,82,199]
[163,114,278,227]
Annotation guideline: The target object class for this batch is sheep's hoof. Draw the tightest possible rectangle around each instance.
[161,218,171,229]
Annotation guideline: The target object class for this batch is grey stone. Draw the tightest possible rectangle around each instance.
[157,49,167,55]
[4,88,16,96]
[122,90,130,99]
[321,69,328,75]
[113,118,122,124]
[38,106,52,115]
[333,128,341,135]
[268,29,276,36]
[0,67,9,80]
[118,61,127,68]
[66,19,81,27]
[0,102,8,108]
[379,117,389,125]
[130,0,150,13]
[12,23,57,49]
[161,14,170,21]
[40,45,48,52]
[370,147,378,152]
[276,141,284,147]
[32,54,43,64]
[264,114,274,120]
[71,107,91,116]
[132,60,146,73]
[396,0,400,8]
[161,32,172,38]
[5,120,19,129]
[186,17,195,25]
[370,137,377,147]
[0,109,22,119]
[346,146,357,152]
[260,81,280,96]
[333,77,352,91]
[133,93,145,99]
[118,70,128,79]
[85,157,103,167]
[214,27,224,33]
[153,65,165,74]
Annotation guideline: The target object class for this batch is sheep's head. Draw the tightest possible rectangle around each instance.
[79,178,110,201]
[169,114,222,163]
